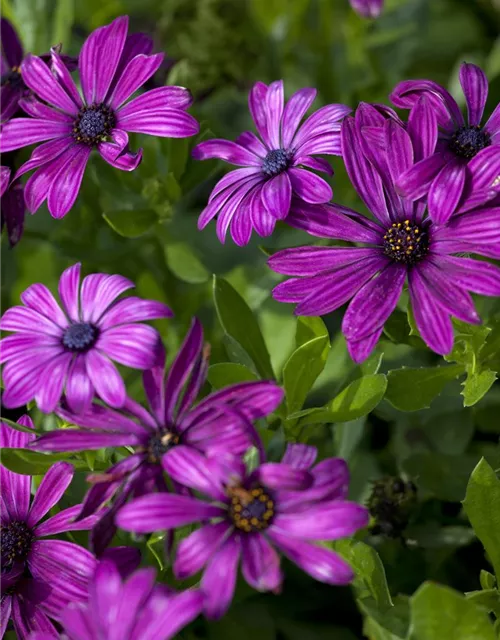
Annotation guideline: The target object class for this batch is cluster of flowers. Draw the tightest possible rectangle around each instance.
[0,8,499,639]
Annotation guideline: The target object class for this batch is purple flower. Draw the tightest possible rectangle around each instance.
[0,16,199,218]
[0,416,98,640]
[30,318,284,554]
[0,262,172,414]
[27,560,204,640]
[193,80,351,245]
[117,443,368,619]
[349,0,383,18]
[391,63,500,224]
[1,165,25,246]
[1,18,77,122]
[267,102,500,363]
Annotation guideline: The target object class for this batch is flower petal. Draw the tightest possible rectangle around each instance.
[14,137,74,181]
[65,354,95,414]
[21,54,79,115]
[281,88,317,148]
[1,18,23,67]
[47,144,91,219]
[255,463,312,490]
[31,429,140,452]
[249,81,271,147]
[85,349,126,409]
[34,352,72,413]
[58,263,81,323]
[407,96,438,162]
[139,589,204,640]
[201,536,241,620]
[20,284,68,329]
[109,53,164,109]
[272,501,369,539]
[428,160,466,224]
[81,273,135,324]
[262,172,291,220]
[50,47,83,109]
[119,108,199,138]
[99,297,172,330]
[347,328,384,364]
[241,534,283,591]
[0,118,71,153]
[27,462,74,527]
[396,152,449,200]
[432,255,500,297]
[192,139,260,166]
[97,324,161,369]
[174,522,231,579]
[459,62,488,127]
[34,504,98,537]
[162,446,226,500]
[118,85,193,118]
[288,167,332,204]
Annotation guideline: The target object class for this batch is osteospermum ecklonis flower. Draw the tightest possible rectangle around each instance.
[267,102,500,363]
[31,318,283,554]
[0,16,199,218]
[391,62,500,224]
[0,262,172,414]
[192,80,351,245]
[117,444,368,620]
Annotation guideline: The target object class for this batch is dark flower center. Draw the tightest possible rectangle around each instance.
[1,521,33,570]
[262,148,292,177]
[383,221,428,265]
[73,104,116,146]
[449,125,490,159]
[147,431,179,464]
[1,66,23,89]
[62,322,98,352]
[228,486,275,533]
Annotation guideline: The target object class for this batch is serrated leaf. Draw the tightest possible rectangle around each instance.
[462,369,497,407]
[385,365,464,411]
[410,582,495,640]
[213,276,274,379]
[283,335,329,417]
[103,209,158,238]
[207,363,258,389]
[165,242,209,284]
[463,458,500,581]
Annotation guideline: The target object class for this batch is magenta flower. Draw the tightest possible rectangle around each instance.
[0,16,199,218]
[391,63,500,224]
[267,103,500,363]
[0,18,77,122]
[117,444,368,620]
[349,0,383,18]
[0,416,99,640]
[28,560,204,640]
[1,165,25,246]
[31,318,284,555]
[193,80,351,245]
[0,262,172,414]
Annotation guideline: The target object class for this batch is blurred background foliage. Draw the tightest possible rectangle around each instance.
[1,0,500,638]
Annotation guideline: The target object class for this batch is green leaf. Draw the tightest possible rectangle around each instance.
[0,416,40,434]
[1,449,91,475]
[295,316,328,347]
[385,364,464,412]
[103,209,158,238]
[359,596,409,640]
[283,335,329,416]
[213,276,274,379]
[462,369,497,407]
[410,582,495,640]
[333,418,365,461]
[403,452,478,502]
[222,335,258,373]
[208,363,258,389]
[164,242,209,284]
[465,590,500,617]
[463,458,500,581]
[480,570,496,591]
[334,538,393,610]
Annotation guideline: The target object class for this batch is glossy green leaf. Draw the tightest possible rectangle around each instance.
[462,369,497,407]
[208,363,259,389]
[103,209,158,238]
[283,335,329,416]
[295,316,328,347]
[213,276,274,379]
[385,364,464,411]
[410,582,495,640]
[165,242,209,284]
[463,458,500,581]
[359,596,409,640]
[1,448,92,475]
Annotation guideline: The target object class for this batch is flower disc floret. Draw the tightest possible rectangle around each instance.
[382,221,428,265]
[448,125,491,159]
[73,104,116,146]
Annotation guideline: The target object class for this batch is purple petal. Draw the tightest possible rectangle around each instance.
[1,433,32,521]
[1,357,63,410]
[1,179,25,247]
[99,296,171,331]
[281,88,317,148]
[65,355,95,414]
[433,206,500,244]
[31,429,139,453]
[396,152,448,200]
[199,173,262,231]
[407,95,439,163]
[34,352,72,413]
[116,493,224,533]
[58,263,81,323]
[428,160,466,224]
[21,54,78,115]
[85,350,126,409]
[432,255,500,296]
[292,104,352,148]
[485,102,500,135]
[97,323,161,369]
[250,186,276,236]
[216,177,263,242]
[241,534,283,591]
[279,458,350,510]
[268,246,375,276]
[162,446,226,500]
[288,167,332,204]
[107,567,155,640]
[109,53,164,109]
[265,80,284,149]
[347,328,384,364]
[255,463,312,490]
[81,273,134,324]
[295,129,342,156]
[295,155,333,176]
[272,501,369,540]
[457,146,500,213]
[34,504,98,537]
[236,131,267,157]
[0,334,59,366]
[0,84,21,122]
[56,402,148,435]
[174,522,231,579]
[201,536,240,620]
[1,18,23,67]
[248,81,271,147]
[14,137,74,181]
[231,204,253,246]
[267,530,354,585]
[342,262,406,341]
[20,284,68,329]
[11,598,59,639]
[408,268,453,355]
[26,462,73,527]
[0,118,71,153]
[385,119,413,182]
[50,47,83,109]
[281,444,317,469]
[79,16,129,104]
[47,144,91,218]
[118,108,199,138]
[118,85,193,118]
[139,589,204,640]
[208,167,262,202]
[459,62,488,127]
[17,96,73,122]
[99,140,143,171]
[262,172,291,220]
[192,139,260,166]
[350,0,384,18]
[1,165,10,196]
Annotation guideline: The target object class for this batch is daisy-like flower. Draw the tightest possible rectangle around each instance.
[267,102,500,363]
[1,18,77,122]
[1,165,25,246]
[0,16,199,218]
[391,62,500,224]
[28,560,204,640]
[193,80,351,245]
[117,443,368,620]
[31,318,284,554]
[349,0,383,18]
[0,416,99,640]
[0,262,172,414]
